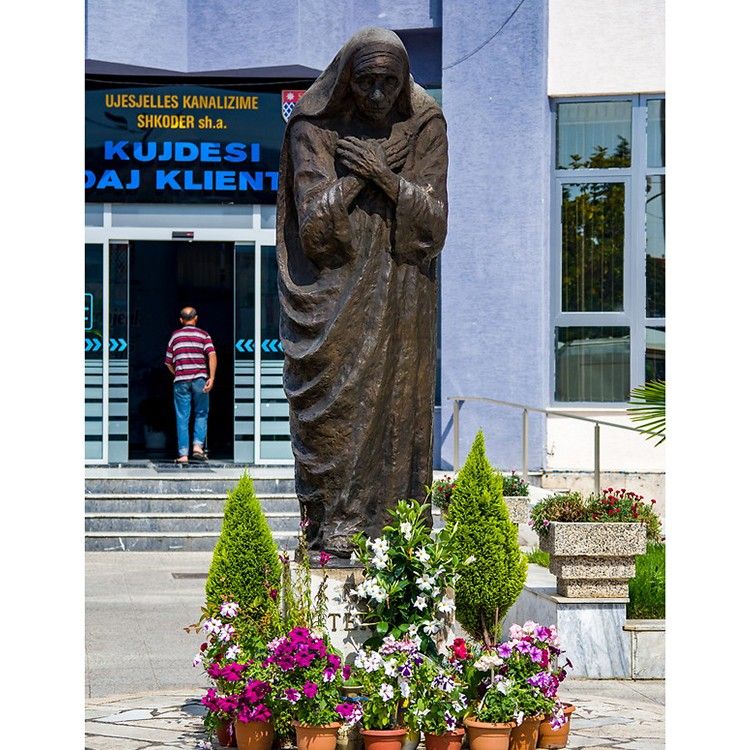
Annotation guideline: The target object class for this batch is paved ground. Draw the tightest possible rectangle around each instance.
[85,552,664,749]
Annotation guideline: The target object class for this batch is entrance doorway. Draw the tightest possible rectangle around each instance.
[128,241,234,460]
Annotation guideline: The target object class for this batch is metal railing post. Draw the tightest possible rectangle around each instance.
[594,423,601,496]
[522,409,529,484]
[453,399,461,471]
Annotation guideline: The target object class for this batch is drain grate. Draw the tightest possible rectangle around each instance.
[171,572,208,579]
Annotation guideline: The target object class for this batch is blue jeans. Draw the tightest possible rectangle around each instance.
[173,378,209,456]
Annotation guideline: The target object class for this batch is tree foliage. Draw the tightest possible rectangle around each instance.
[447,431,527,646]
[205,474,282,648]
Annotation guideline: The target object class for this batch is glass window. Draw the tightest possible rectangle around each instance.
[647,99,665,168]
[561,182,625,312]
[556,101,631,169]
[555,327,631,402]
[646,175,665,317]
[260,205,276,229]
[646,327,665,381]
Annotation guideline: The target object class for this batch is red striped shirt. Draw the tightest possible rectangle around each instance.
[165,325,215,382]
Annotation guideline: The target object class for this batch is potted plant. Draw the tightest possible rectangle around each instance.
[351,638,419,750]
[265,627,348,750]
[192,600,249,747]
[536,703,576,749]
[404,641,470,750]
[530,490,660,597]
[233,673,275,750]
[502,472,530,526]
[349,498,474,656]
[430,475,456,513]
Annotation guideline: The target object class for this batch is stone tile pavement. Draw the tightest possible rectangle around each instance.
[84,679,664,750]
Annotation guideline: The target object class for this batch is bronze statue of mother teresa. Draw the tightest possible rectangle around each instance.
[276,27,448,555]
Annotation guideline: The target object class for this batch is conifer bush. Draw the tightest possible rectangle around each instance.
[205,473,282,649]
[447,431,527,646]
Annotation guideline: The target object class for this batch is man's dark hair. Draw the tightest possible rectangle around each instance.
[180,307,198,321]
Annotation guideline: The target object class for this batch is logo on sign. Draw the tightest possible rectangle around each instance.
[281,90,305,123]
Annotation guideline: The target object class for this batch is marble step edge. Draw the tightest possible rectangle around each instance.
[85,511,300,519]
[84,493,298,499]
[85,530,299,538]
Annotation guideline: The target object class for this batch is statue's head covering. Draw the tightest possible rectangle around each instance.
[286,27,438,126]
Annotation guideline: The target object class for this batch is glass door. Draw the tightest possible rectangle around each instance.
[85,244,105,460]
[233,241,292,464]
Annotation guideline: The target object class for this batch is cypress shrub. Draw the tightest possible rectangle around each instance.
[205,474,282,645]
[447,431,527,645]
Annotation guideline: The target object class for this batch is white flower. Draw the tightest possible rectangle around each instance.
[384,658,398,677]
[415,547,430,564]
[474,653,503,672]
[515,711,524,727]
[225,645,240,661]
[522,621,538,635]
[369,584,387,603]
[400,522,413,538]
[416,573,435,592]
[509,624,524,640]
[218,624,235,642]
[414,595,428,611]
[219,601,239,618]
[407,624,420,638]
[464,555,476,565]
[379,683,395,701]
[437,597,455,614]
[372,554,388,570]
[494,679,510,694]
[192,653,202,667]
[369,537,390,556]
[398,678,411,698]
[197,741,213,750]
[422,619,442,635]
[202,617,223,635]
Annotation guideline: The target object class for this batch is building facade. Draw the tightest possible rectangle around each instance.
[85,0,665,491]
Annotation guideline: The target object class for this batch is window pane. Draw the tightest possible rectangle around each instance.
[555,327,630,402]
[646,327,665,381]
[556,101,631,169]
[561,182,625,312]
[647,99,665,168]
[646,175,665,317]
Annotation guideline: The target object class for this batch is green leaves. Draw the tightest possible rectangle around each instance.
[627,379,666,445]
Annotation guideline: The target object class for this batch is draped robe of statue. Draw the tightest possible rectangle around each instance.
[276,28,448,554]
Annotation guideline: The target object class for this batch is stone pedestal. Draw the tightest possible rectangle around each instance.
[303,561,368,659]
[504,496,529,525]
[539,522,647,597]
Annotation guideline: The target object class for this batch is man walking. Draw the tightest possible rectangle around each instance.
[164,306,217,463]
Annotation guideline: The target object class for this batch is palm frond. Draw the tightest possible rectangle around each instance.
[627,380,665,445]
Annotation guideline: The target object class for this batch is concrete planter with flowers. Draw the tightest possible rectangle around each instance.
[539,522,647,597]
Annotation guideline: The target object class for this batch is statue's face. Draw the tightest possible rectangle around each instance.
[349,54,403,122]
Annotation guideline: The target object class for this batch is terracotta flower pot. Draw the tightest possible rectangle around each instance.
[217,718,238,747]
[425,728,465,750]
[536,704,575,749]
[234,720,274,750]
[509,715,543,750]
[464,717,515,750]
[294,722,342,750]
[360,727,408,750]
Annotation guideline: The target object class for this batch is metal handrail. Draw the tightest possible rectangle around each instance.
[448,395,662,495]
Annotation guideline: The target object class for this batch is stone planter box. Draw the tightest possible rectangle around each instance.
[504,496,529,525]
[624,619,665,678]
[539,522,646,598]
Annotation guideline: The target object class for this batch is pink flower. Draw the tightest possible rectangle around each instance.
[342,665,351,680]
[284,689,301,703]
[323,667,336,683]
[302,681,318,699]
[319,550,332,567]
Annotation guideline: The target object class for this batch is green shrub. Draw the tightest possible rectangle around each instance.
[448,431,527,646]
[530,489,663,543]
[529,491,588,535]
[205,474,282,651]
[502,471,529,497]
[627,542,665,619]
[525,548,550,567]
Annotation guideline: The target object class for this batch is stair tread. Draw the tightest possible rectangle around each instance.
[85,511,298,518]
[85,530,299,538]
[84,493,297,499]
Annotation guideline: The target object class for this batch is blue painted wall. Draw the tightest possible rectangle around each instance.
[439,0,550,471]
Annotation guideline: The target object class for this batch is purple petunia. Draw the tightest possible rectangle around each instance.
[302,681,318,699]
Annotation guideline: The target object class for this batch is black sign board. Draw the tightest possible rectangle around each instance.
[85,83,290,204]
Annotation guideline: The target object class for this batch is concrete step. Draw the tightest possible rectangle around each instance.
[85,477,296,494]
[84,493,300,513]
[85,531,299,552]
[85,511,299,533]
